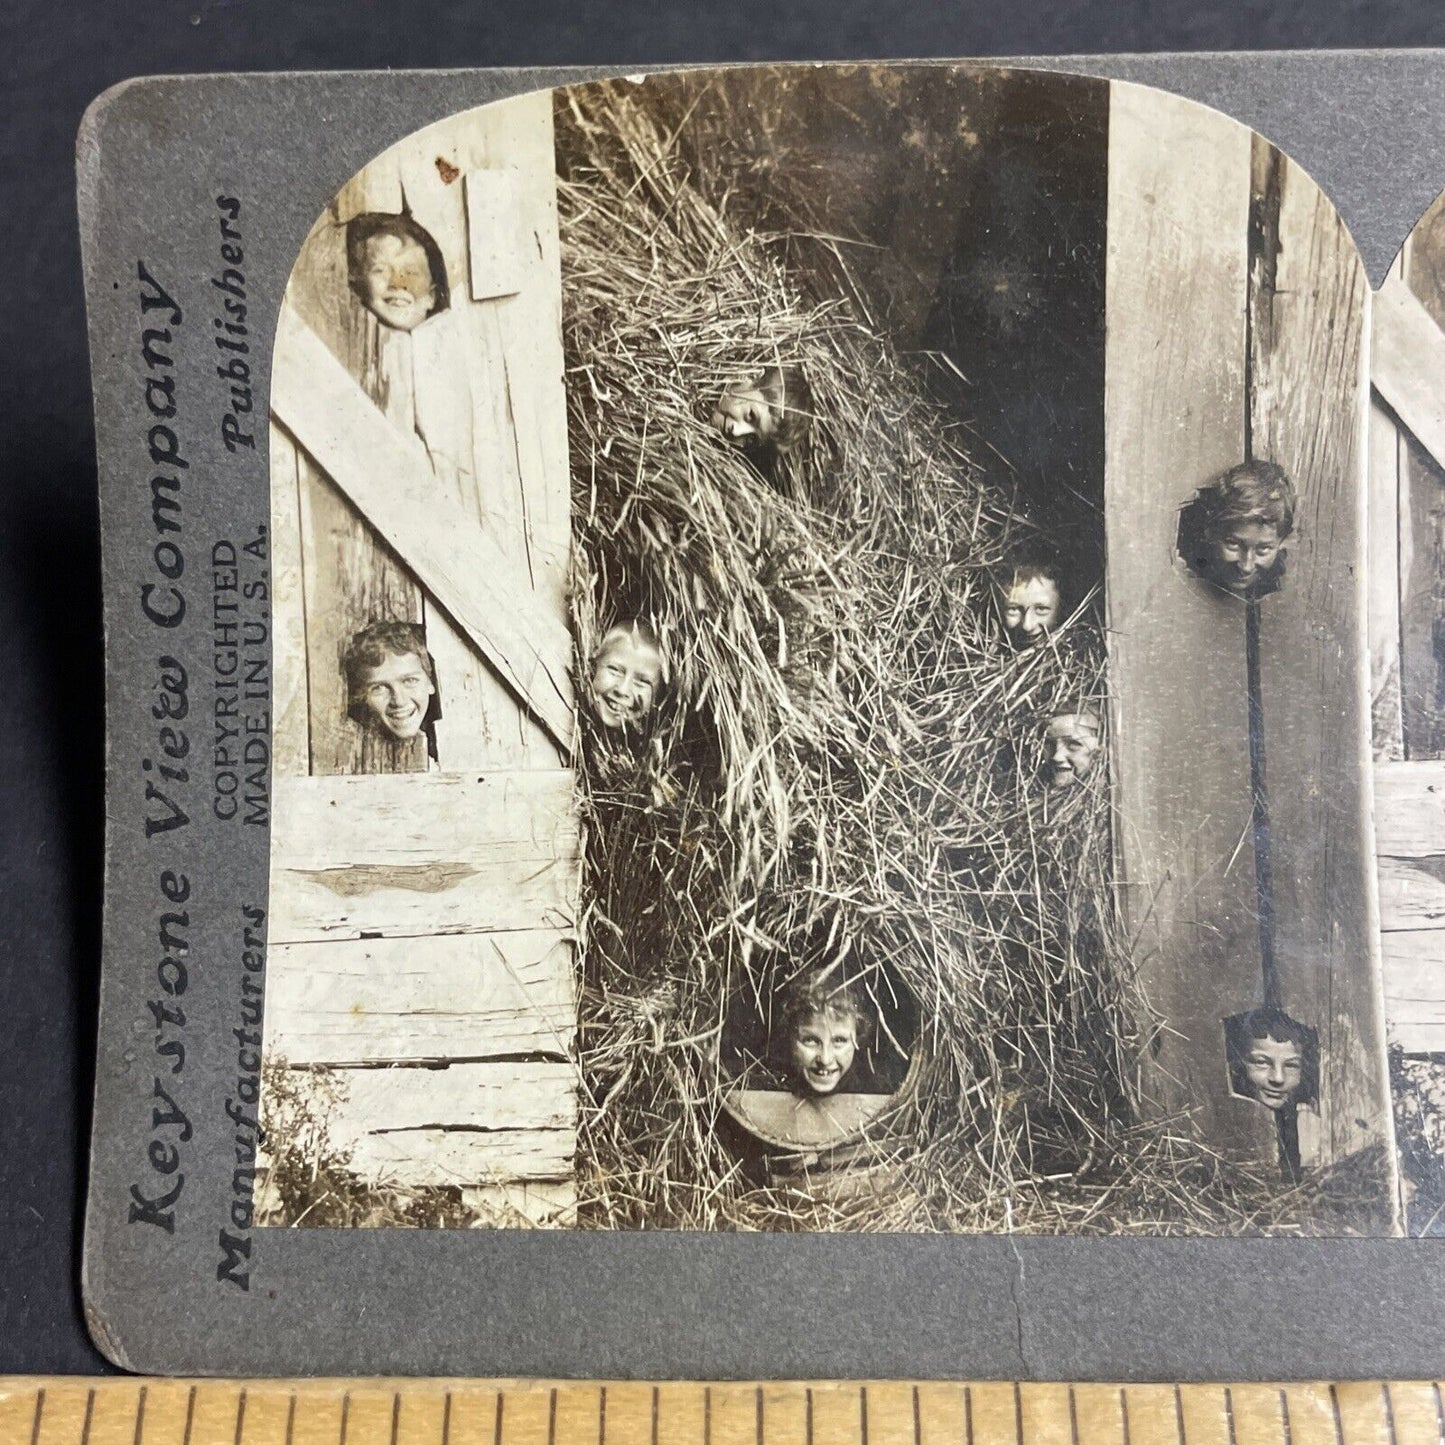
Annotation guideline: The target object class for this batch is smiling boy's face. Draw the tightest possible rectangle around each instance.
[359,233,437,332]
[1045,713,1101,789]
[1207,520,1282,596]
[357,650,434,740]
[1242,1035,1304,1110]
[589,631,663,731]
[1003,575,1061,644]
[789,1008,858,1095]
[712,384,776,443]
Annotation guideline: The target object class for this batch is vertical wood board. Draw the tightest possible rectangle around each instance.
[1367,397,1404,761]
[1105,83,1270,1155]
[1249,139,1395,1172]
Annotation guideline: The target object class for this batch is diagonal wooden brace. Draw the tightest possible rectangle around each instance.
[270,302,575,754]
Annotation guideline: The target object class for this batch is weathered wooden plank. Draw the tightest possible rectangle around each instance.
[293,443,428,775]
[1367,397,1404,761]
[1381,929,1445,1052]
[1399,431,1445,760]
[1372,272,1445,477]
[271,770,579,864]
[1376,855,1445,932]
[267,424,310,777]
[280,1061,576,1186]
[268,771,580,942]
[1249,137,1395,1175]
[281,164,429,777]
[467,167,528,300]
[488,96,572,623]
[1105,83,1270,1157]
[270,857,577,944]
[265,929,576,1065]
[273,303,575,752]
[1371,757,1445,856]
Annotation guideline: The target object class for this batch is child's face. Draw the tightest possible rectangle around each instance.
[359,233,437,332]
[589,632,663,731]
[712,384,776,444]
[1207,520,1281,596]
[789,1009,858,1095]
[1241,1035,1304,1110]
[1044,713,1101,789]
[357,650,435,740]
[1002,575,1061,644]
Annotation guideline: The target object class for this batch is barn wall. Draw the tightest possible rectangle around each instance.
[1106,82,1395,1194]
[261,91,580,1225]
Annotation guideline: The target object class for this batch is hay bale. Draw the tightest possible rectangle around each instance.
[557,76,1306,1234]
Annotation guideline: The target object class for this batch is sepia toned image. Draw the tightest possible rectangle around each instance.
[255,64,1397,1235]
[1370,183,1445,1237]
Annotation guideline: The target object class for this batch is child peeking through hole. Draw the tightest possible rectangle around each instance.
[1226,1007,1315,1112]
[343,620,440,746]
[778,968,869,1097]
[1179,460,1297,599]
[998,544,1067,649]
[711,365,814,455]
[588,619,665,733]
[346,212,450,333]
[1043,707,1102,791]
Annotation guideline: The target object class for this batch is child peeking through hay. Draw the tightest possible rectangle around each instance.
[711,365,815,456]
[587,619,666,733]
[559,76,1159,1232]
[997,542,1068,650]
[777,968,869,1098]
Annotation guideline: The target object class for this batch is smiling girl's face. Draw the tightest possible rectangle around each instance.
[1207,520,1282,596]
[789,1008,858,1096]
[589,631,663,731]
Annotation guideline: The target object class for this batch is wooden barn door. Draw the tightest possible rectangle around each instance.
[1370,207,1445,1067]
[261,92,580,1225]
[1105,83,1396,1210]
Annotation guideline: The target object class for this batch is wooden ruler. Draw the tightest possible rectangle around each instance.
[0,1380,1439,1445]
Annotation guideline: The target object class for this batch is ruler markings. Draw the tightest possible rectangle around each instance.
[7,1383,1445,1444]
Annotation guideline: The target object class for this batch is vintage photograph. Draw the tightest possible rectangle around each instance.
[256,64,1397,1234]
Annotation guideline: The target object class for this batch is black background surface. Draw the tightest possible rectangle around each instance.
[8,0,1445,1377]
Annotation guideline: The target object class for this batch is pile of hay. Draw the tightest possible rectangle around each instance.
[556,76,1327,1234]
